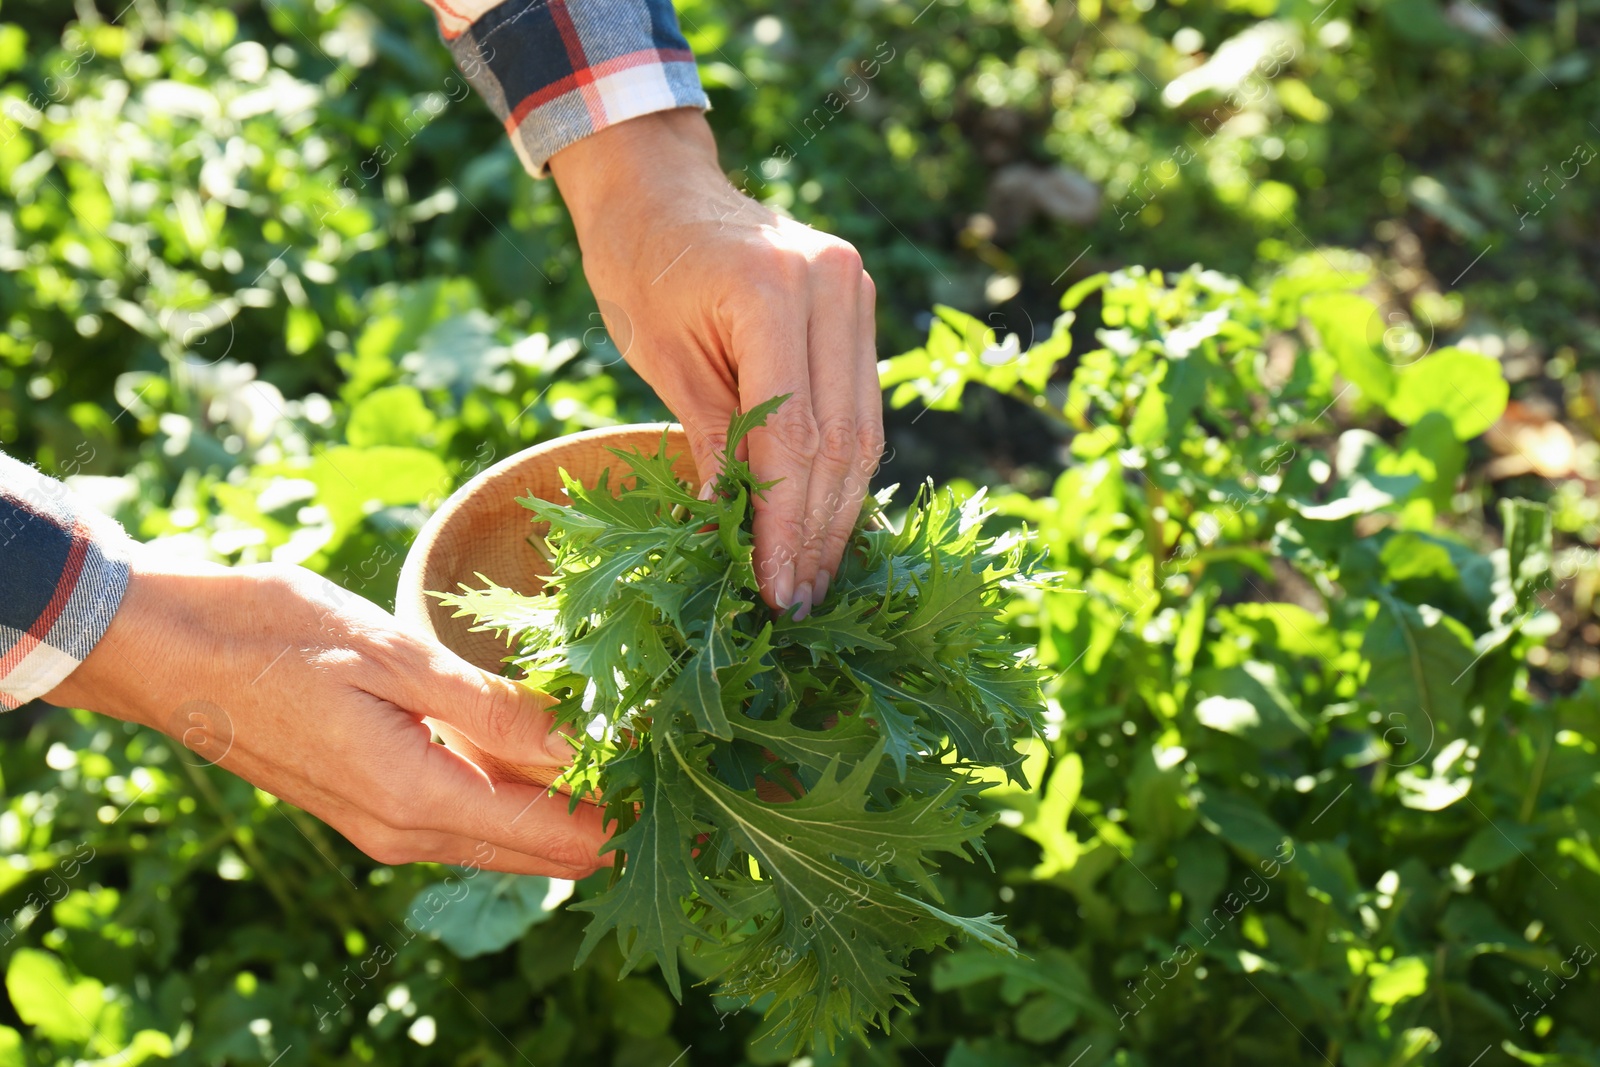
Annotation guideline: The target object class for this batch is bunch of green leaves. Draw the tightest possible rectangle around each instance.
[438,397,1048,1051]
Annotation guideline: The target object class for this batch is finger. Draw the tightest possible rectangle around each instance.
[816,272,883,600]
[219,742,601,877]
[678,397,738,497]
[372,636,575,767]
[406,740,615,873]
[304,777,604,877]
[628,333,738,496]
[300,691,611,874]
[730,298,815,614]
[794,264,865,618]
[344,817,603,878]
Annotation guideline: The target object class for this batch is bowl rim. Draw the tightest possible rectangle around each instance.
[394,421,684,637]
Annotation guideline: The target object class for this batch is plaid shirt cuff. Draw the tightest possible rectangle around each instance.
[0,453,132,710]
[429,0,710,176]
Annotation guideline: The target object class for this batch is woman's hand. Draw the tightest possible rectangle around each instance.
[45,550,610,878]
[551,108,885,622]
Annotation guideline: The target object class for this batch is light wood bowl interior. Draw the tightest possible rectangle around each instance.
[395,424,697,794]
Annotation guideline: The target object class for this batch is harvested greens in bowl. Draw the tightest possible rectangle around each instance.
[436,398,1049,1051]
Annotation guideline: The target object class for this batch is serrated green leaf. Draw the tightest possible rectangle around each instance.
[572,746,723,1000]
[665,733,994,1047]
[772,595,894,661]
[725,394,791,463]
[658,615,736,739]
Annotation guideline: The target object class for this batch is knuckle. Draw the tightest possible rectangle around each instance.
[470,676,523,743]
[755,542,800,578]
[817,418,856,468]
[812,240,864,277]
[796,508,825,543]
[695,428,729,456]
[542,834,603,872]
[856,420,886,466]
[740,248,809,300]
[352,827,413,867]
[800,511,830,546]
[686,424,729,464]
[765,404,819,458]
[759,512,810,550]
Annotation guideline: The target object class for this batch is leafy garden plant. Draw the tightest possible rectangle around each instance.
[878,261,1586,1066]
[438,397,1048,1051]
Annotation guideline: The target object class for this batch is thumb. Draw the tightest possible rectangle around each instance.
[374,641,575,768]
[678,408,735,496]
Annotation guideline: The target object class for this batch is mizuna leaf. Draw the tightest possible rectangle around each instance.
[898,894,1018,953]
[606,438,699,506]
[552,537,660,625]
[569,745,722,1000]
[728,704,880,780]
[771,595,895,662]
[723,393,790,466]
[665,734,995,1044]
[658,619,736,739]
[844,665,933,781]
[432,400,1048,1053]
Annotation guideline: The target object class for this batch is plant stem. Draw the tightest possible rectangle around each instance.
[1520,712,1555,824]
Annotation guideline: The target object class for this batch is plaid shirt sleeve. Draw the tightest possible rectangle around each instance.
[0,452,132,710]
[423,0,710,177]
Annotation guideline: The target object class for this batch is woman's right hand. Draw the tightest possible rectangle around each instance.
[45,552,611,878]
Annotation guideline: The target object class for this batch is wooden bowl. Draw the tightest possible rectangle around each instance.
[395,424,697,794]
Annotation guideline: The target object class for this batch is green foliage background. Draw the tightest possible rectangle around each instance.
[1,0,1598,1064]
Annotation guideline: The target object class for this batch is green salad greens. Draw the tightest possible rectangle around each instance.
[438,398,1048,1050]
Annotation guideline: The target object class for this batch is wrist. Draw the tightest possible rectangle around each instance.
[43,548,226,730]
[550,108,723,233]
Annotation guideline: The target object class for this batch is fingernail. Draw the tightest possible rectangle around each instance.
[545,728,575,761]
[698,480,716,501]
[814,569,831,605]
[791,581,813,621]
[774,560,795,611]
